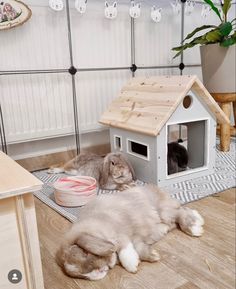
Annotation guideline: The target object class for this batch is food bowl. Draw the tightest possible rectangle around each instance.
[53,176,97,207]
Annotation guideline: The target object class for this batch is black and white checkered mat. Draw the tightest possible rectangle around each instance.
[33,140,235,223]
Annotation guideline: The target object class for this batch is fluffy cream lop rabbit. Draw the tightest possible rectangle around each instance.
[57,185,204,280]
[48,152,136,190]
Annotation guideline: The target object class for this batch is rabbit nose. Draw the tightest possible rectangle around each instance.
[116,172,124,178]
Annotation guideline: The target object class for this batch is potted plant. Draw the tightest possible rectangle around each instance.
[172,0,236,93]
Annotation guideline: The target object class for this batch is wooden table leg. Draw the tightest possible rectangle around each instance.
[220,102,231,152]
[233,101,236,129]
[0,194,44,289]
[15,193,45,289]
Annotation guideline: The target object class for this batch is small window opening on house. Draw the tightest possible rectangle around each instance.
[114,136,122,151]
[128,140,148,159]
[167,121,206,176]
[183,95,192,109]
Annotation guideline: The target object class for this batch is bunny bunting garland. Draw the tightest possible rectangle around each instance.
[151,6,162,23]
[171,0,181,15]
[129,1,141,19]
[185,0,195,16]
[104,1,117,20]
[49,0,64,11]
[47,0,207,21]
[75,0,87,14]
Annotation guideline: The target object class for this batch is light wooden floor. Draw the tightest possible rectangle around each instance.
[35,188,236,289]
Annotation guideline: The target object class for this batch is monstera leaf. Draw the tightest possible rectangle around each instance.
[0,0,32,30]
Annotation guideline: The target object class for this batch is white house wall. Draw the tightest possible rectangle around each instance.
[109,128,157,184]
[157,91,216,186]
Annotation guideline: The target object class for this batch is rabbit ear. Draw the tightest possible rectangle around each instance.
[105,1,109,8]
[128,161,136,180]
[100,154,111,188]
[113,1,117,8]
[76,233,117,256]
[119,154,136,181]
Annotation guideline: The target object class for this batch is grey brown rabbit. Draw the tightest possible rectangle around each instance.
[57,185,204,280]
[48,152,136,190]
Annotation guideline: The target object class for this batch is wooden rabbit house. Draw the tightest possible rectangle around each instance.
[100,75,229,186]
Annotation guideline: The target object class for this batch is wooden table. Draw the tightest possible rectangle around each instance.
[211,93,236,152]
[0,151,44,289]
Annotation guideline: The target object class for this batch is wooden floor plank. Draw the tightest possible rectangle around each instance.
[176,282,201,289]
[213,188,236,205]
[157,196,235,289]
[35,188,236,289]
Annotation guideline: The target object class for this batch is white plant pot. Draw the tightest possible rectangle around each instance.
[200,43,236,93]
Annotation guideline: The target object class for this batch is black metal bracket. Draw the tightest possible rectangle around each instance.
[130,64,137,73]
[68,66,77,75]
[179,62,185,71]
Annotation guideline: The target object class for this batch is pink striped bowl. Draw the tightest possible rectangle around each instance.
[53,176,97,207]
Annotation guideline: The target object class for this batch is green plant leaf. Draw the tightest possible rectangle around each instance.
[220,36,236,47]
[232,31,236,38]
[172,36,210,58]
[219,22,232,36]
[222,0,231,21]
[171,0,235,58]
[203,0,222,21]
[183,25,216,41]
[205,29,222,42]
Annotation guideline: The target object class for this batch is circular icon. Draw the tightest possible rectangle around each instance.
[8,269,22,284]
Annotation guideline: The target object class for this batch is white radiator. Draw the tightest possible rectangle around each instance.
[0,74,74,143]
[0,70,132,144]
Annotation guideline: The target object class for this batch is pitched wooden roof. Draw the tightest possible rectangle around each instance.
[99,75,230,136]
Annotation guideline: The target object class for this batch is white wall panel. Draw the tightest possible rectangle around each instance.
[135,68,180,77]
[0,73,74,143]
[183,66,203,81]
[70,1,131,68]
[75,70,131,132]
[135,3,181,66]
[0,1,70,70]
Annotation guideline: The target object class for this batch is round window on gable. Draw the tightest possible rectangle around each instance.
[183,95,192,109]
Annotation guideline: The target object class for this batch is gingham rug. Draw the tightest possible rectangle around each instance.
[33,140,236,223]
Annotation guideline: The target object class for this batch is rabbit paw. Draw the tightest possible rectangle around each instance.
[118,243,140,273]
[148,249,161,262]
[108,253,117,268]
[187,210,204,237]
[118,182,136,191]
[179,208,204,237]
